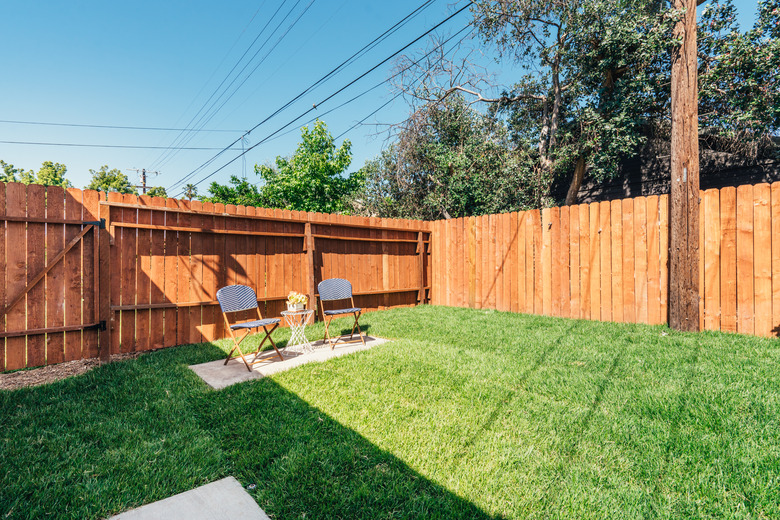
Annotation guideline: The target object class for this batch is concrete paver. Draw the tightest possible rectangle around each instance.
[189,336,389,390]
[107,476,269,520]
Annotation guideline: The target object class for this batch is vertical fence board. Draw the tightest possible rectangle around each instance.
[45,187,65,365]
[634,197,649,324]
[82,190,100,358]
[772,183,780,336]
[589,203,600,320]
[135,198,152,351]
[569,205,581,319]
[532,210,543,315]
[551,208,562,316]
[5,184,27,370]
[65,188,86,360]
[659,195,670,325]
[753,183,772,337]
[610,200,623,323]
[622,198,636,323]
[542,208,553,316]
[25,185,46,367]
[736,184,754,335]
[468,216,477,308]
[720,187,738,332]
[579,204,591,320]
[188,201,204,344]
[149,198,166,349]
[646,196,661,325]
[599,201,611,322]
[501,213,512,312]
[703,189,721,331]
[516,212,527,313]
[560,206,570,319]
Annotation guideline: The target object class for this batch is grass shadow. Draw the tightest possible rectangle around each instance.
[0,341,496,520]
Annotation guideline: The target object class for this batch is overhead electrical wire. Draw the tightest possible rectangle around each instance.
[149,0,315,172]
[171,2,474,197]
[0,140,242,150]
[167,0,436,191]
[168,0,445,193]
[146,0,292,171]
[0,119,241,132]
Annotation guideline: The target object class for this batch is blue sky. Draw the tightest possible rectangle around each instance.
[0,0,760,198]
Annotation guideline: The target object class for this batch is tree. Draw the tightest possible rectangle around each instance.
[698,0,780,155]
[257,120,362,213]
[0,160,72,187]
[146,186,167,198]
[360,94,535,219]
[1,160,22,183]
[183,183,198,200]
[203,176,264,206]
[206,120,363,213]
[35,161,72,188]
[86,165,137,194]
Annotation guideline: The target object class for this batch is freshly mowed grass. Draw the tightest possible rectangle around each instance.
[2,306,780,519]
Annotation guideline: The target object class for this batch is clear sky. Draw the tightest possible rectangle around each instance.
[0,0,760,198]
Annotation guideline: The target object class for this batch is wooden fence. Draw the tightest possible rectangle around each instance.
[431,182,780,338]
[0,184,430,371]
[3,180,780,371]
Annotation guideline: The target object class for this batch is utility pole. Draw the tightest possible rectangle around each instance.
[127,168,160,195]
[669,0,700,332]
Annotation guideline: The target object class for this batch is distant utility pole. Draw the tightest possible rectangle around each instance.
[127,168,160,194]
[669,0,701,332]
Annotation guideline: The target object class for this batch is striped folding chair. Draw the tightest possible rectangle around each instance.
[216,285,284,371]
[317,278,365,349]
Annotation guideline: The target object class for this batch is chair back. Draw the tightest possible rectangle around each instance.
[318,278,353,302]
[217,285,259,313]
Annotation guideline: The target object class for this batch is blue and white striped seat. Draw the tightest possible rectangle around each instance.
[216,285,283,370]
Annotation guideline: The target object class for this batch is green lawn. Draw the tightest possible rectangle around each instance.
[2,306,780,519]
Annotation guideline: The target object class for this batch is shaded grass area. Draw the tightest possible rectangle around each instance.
[2,306,780,519]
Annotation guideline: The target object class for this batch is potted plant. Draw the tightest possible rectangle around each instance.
[287,291,308,312]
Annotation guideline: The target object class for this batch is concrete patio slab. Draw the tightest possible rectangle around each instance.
[189,336,389,390]
[107,476,269,520]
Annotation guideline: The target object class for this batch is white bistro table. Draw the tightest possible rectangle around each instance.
[280,309,315,354]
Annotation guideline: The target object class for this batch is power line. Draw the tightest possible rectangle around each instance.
[145,0,291,171]
[0,140,243,150]
[172,2,474,196]
[149,0,315,172]
[0,119,242,132]
[168,0,442,192]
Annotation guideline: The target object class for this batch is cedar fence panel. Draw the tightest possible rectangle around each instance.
[4,180,780,371]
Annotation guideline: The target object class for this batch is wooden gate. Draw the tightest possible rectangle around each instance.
[1,185,106,371]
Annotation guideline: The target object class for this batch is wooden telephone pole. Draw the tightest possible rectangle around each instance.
[669,0,700,331]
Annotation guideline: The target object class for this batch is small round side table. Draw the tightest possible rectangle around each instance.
[280,309,314,354]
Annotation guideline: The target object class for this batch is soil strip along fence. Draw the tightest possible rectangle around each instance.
[2,181,779,371]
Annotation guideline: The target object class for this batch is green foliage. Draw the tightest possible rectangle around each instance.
[0,160,72,187]
[699,0,780,151]
[256,120,361,213]
[86,165,137,194]
[145,186,167,198]
[361,95,537,219]
[202,176,264,206]
[183,183,198,200]
[206,120,362,213]
[34,161,72,188]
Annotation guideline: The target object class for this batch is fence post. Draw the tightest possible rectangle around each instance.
[98,198,112,362]
[305,221,317,321]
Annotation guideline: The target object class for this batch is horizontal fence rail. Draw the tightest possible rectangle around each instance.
[3,180,780,372]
